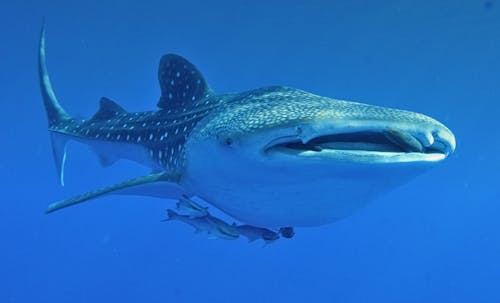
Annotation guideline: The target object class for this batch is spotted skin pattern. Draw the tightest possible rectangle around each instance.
[47,53,225,173]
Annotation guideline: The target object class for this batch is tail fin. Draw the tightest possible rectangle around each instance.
[39,22,70,126]
[38,22,72,186]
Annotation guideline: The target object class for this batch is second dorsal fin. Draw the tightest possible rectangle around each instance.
[157,54,212,109]
[91,97,127,120]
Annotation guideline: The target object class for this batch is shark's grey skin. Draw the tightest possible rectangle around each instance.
[39,25,456,228]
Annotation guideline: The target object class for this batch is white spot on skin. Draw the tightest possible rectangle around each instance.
[126,135,130,141]
[106,133,111,139]
[175,128,179,135]
[176,72,180,78]
[149,133,154,140]
[170,80,174,86]
[159,151,163,159]
[168,93,173,99]
[137,136,142,143]
[116,134,121,140]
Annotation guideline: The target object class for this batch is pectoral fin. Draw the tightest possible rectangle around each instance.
[46,172,181,213]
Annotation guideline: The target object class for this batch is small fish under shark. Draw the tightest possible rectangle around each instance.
[39,23,456,239]
[176,195,209,218]
[165,209,240,240]
[167,195,284,243]
[235,225,281,243]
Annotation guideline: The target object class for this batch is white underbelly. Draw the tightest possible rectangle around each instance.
[182,155,430,227]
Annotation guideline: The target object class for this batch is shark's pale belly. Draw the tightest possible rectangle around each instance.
[182,149,432,227]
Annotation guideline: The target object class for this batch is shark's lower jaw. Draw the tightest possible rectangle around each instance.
[267,146,446,163]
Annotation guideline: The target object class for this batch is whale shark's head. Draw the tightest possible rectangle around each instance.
[183,86,456,227]
[188,86,454,167]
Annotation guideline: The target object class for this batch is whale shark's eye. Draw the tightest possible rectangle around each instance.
[225,137,233,146]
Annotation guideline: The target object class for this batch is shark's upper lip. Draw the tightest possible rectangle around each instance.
[264,125,455,163]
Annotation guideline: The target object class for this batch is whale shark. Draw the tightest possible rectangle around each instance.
[39,25,455,228]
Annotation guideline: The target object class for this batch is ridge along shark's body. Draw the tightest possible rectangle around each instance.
[39,25,456,228]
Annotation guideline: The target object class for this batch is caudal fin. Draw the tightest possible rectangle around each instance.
[38,22,73,186]
[39,22,71,127]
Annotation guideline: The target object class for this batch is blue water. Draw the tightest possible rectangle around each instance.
[1,1,499,302]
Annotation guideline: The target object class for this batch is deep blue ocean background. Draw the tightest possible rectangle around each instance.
[1,1,499,302]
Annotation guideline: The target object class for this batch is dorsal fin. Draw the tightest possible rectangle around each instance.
[91,97,126,120]
[157,54,212,109]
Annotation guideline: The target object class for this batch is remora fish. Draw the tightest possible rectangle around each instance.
[279,227,295,239]
[165,210,239,240]
[176,195,209,218]
[40,25,456,228]
[235,225,280,243]
[205,215,240,240]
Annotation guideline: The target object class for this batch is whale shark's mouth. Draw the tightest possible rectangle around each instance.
[265,129,455,163]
